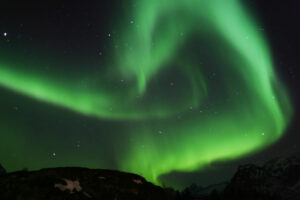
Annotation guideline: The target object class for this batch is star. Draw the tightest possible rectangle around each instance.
[3,32,7,37]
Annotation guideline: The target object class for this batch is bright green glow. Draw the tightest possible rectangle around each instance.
[0,0,292,187]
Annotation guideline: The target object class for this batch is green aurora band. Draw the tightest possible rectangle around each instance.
[0,0,293,186]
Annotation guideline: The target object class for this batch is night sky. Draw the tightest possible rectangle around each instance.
[0,0,299,189]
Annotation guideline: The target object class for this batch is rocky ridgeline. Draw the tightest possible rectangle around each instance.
[0,167,172,200]
[224,156,300,200]
[169,156,300,200]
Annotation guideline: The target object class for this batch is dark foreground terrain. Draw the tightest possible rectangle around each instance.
[180,156,300,200]
[223,156,300,200]
[0,156,299,200]
[0,167,172,200]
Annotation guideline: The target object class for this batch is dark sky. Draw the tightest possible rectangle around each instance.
[0,0,299,189]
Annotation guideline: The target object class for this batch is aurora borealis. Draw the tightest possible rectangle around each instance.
[0,0,295,188]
